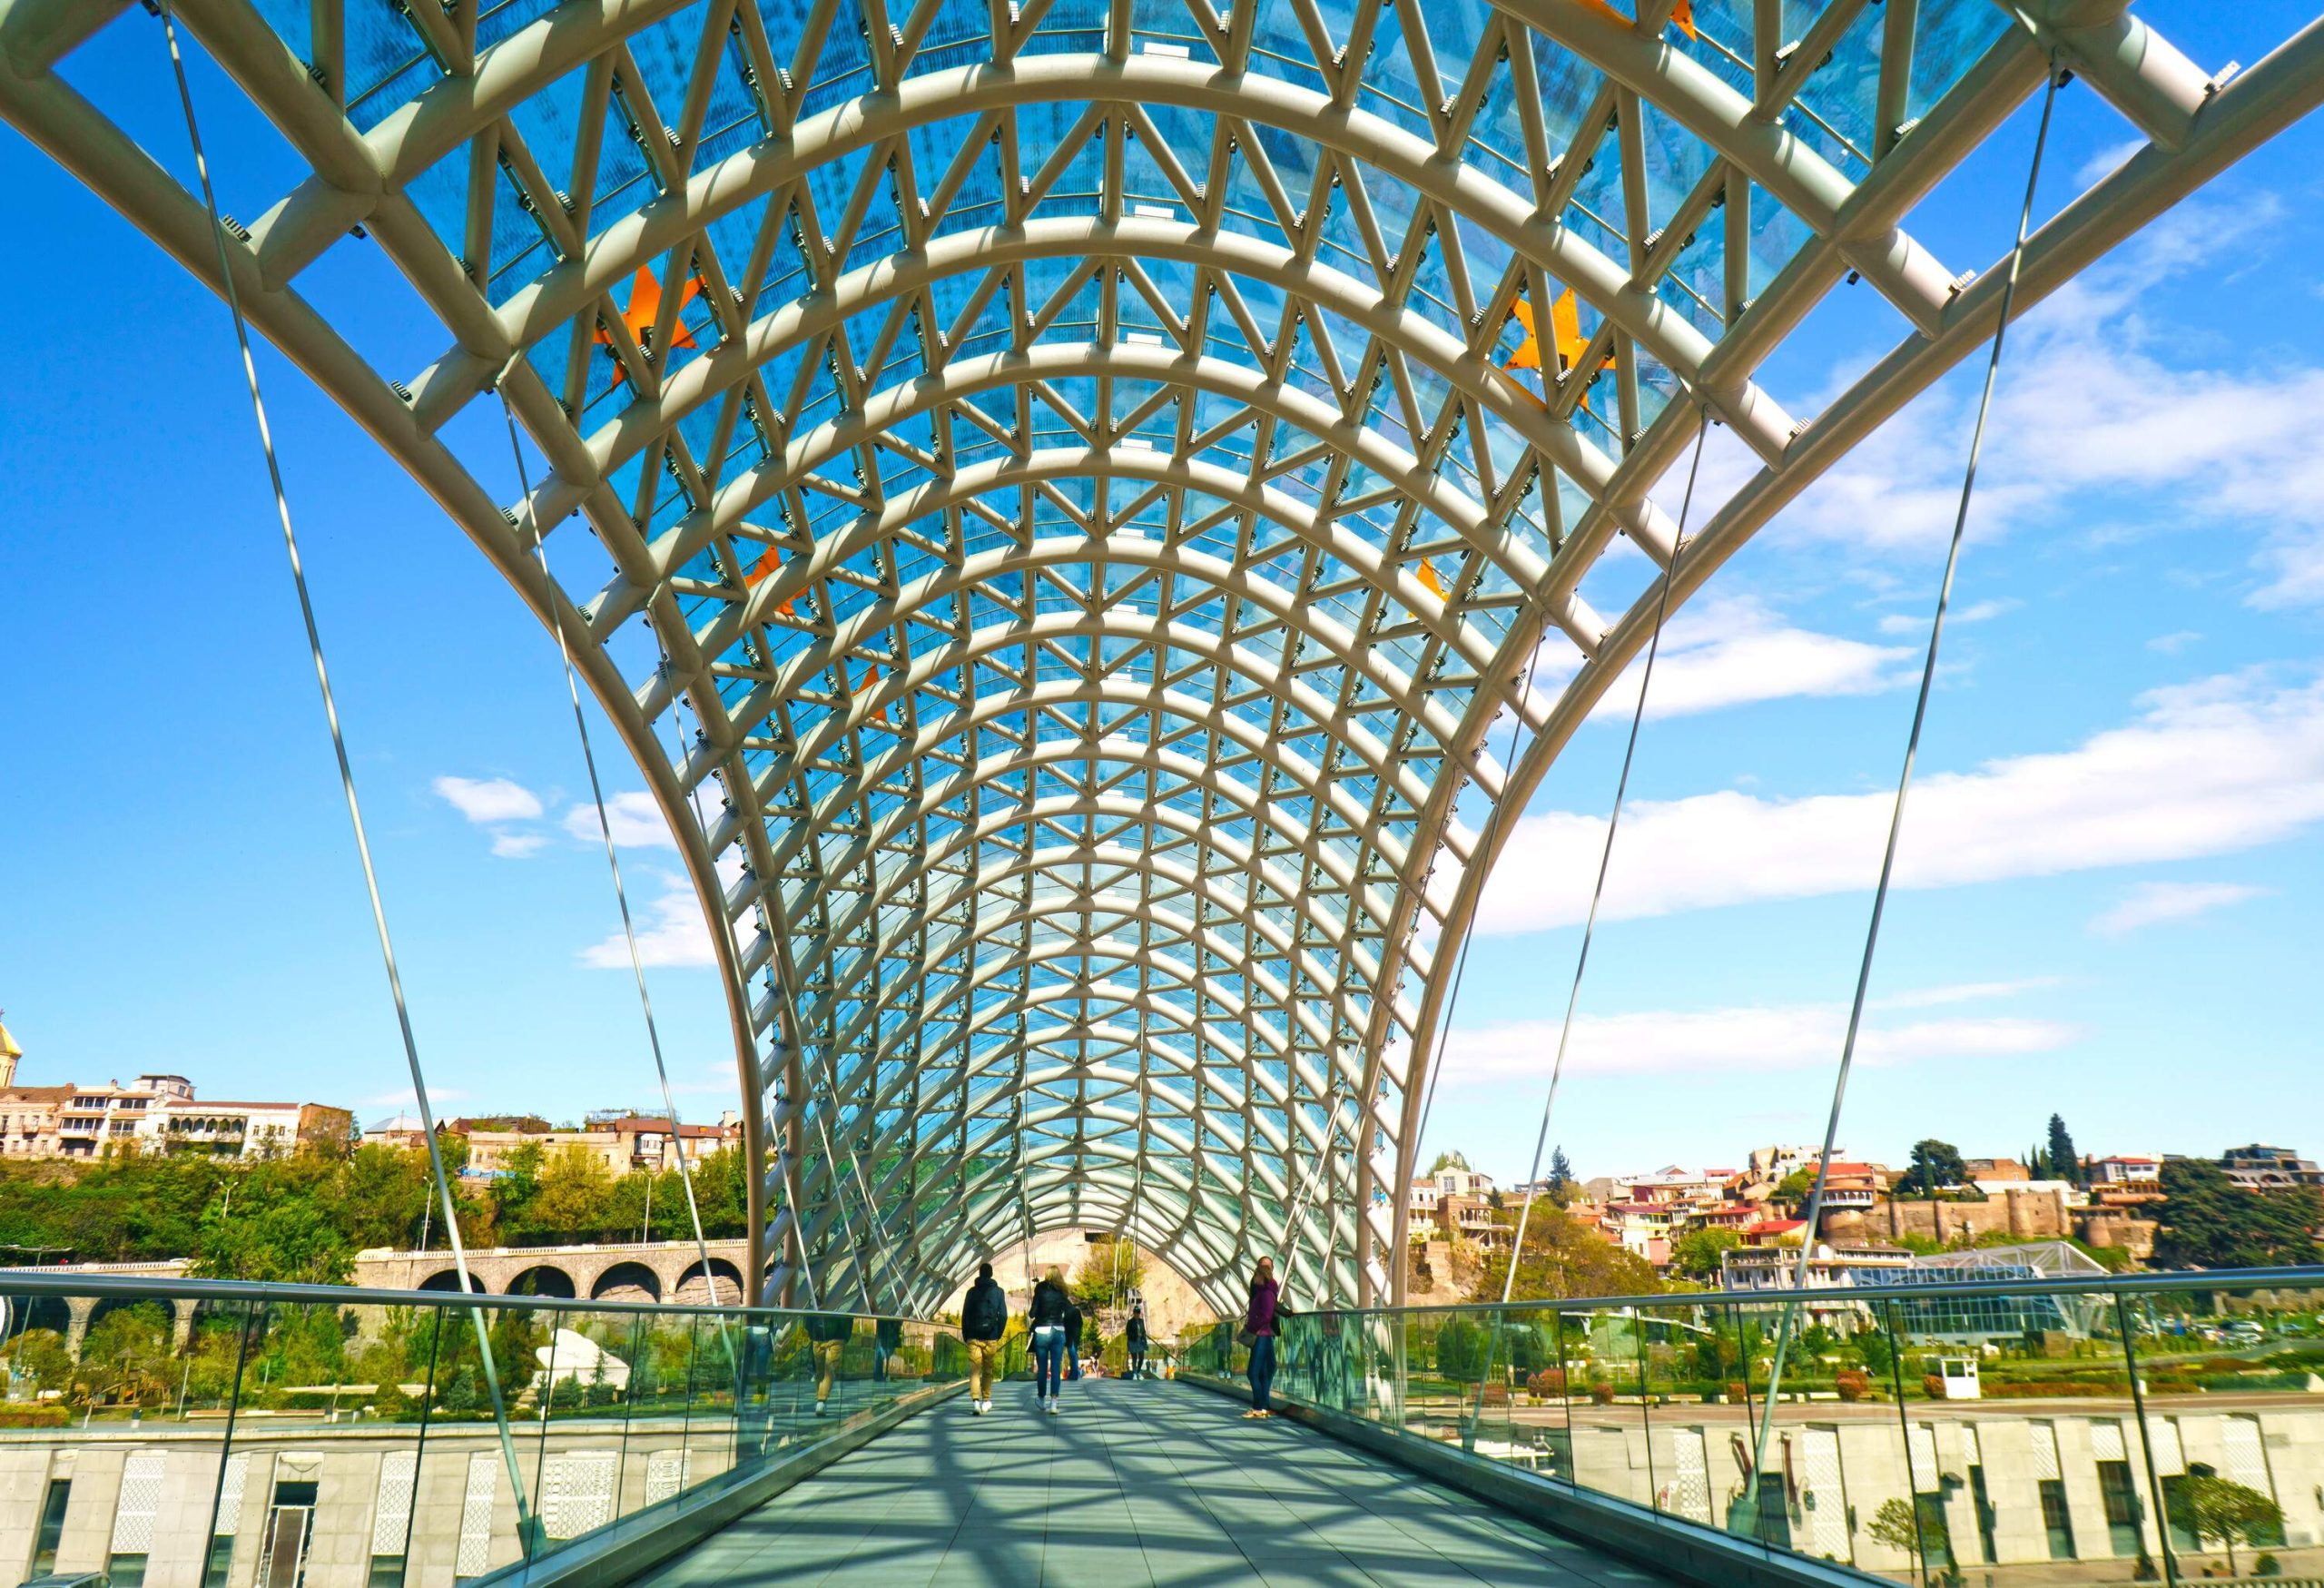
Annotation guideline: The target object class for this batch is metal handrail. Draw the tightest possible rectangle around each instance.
[1225,1264,2324,1321]
[0,1267,950,1325]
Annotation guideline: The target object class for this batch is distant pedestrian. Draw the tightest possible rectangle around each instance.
[805,1310,854,1415]
[1126,1306,1149,1379]
[1063,1297,1085,1381]
[1029,1268,1072,1414]
[1243,1258,1283,1418]
[960,1260,1008,1415]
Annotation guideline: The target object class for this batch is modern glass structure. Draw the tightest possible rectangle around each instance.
[1,0,2316,1325]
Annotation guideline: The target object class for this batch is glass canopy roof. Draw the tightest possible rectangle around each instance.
[3,0,2283,1314]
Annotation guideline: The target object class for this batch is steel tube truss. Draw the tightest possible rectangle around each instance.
[3,0,2312,1316]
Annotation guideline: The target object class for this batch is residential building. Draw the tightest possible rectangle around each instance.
[2090,1154,2163,1205]
[1970,1175,2088,1207]
[1407,1165,1496,1218]
[1965,1156,2029,1182]
[2219,1143,2324,1191]
[0,1069,347,1160]
[454,1114,743,1179]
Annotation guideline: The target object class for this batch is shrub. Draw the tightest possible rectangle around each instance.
[1835,1369,1871,1403]
[0,1406,70,1429]
[1528,1367,1566,1397]
[1922,1373,1947,1400]
[1589,1382,1615,1406]
[1480,1382,1510,1407]
[1725,1381,1748,1404]
[2255,1552,2282,1577]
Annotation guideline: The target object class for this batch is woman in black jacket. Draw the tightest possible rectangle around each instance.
[1029,1271,1071,1413]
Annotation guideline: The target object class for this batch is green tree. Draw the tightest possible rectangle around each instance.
[1472,1205,1660,1302]
[2155,1159,2323,1269]
[492,1140,547,1230]
[1068,1238,1144,1316]
[1670,1228,1740,1282]
[2,1328,74,1396]
[1771,1168,1816,1208]
[2171,1474,2285,1574]
[193,1182,353,1285]
[1901,1139,1968,1197]
[2047,1115,2083,1187]
[1433,1317,1489,1381]
[1867,1495,1948,1572]
[1427,1149,1471,1176]
[79,1304,172,1406]
[530,1146,618,1240]
[1545,1148,1576,1204]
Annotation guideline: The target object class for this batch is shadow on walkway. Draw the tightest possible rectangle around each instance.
[635,1376,1661,1585]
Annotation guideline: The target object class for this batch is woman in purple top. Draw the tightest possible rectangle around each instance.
[1243,1257,1282,1417]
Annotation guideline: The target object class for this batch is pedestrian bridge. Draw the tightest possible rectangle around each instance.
[6,1267,2323,1588]
[639,1377,1640,1586]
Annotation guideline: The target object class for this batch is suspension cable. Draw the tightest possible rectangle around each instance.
[490,380,724,1310]
[1456,407,1711,1446]
[1750,63,2063,1499]
[156,3,528,1530]
[1496,408,1710,1304]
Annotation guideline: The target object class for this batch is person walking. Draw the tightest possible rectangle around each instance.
[1243,1258,1283,1418]
[1062,1295,1085,1382]
[805,1310,854,1416]
[1029,1268,1071,1414]
[1126,1305,1149,1380]
[960,1259,1008,1415]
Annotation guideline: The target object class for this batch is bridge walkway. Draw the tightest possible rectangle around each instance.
[635,1377,1673,1586]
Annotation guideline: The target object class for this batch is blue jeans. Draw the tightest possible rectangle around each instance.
[1247,1333,1277,1411]
[1032,1326,1067,1396]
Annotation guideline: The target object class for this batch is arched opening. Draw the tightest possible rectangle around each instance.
[505,1265,577,1300]
[673,1258,745,1307]
[590,1262,662,1305]
[416,1268,488,1294]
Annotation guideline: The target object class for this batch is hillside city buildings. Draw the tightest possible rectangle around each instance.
[0,1030,352,1161]
[1404,1138,2318,1295]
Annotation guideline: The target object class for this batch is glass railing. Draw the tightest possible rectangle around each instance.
[1188,1267,2324,1585]
[0,1272,970,1588]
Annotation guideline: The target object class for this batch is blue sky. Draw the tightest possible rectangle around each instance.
[2,4,2319,1185]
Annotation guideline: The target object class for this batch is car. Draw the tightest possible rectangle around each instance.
[2222,1321,2266,1345]
[20,1573,111,1588]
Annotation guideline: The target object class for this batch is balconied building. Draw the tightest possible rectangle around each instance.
[0,1070,347,1161]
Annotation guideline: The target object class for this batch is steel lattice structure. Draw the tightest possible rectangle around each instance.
[2,0,2315,1316]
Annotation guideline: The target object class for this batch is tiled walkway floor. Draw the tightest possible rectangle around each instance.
[638,1378,1672,1586]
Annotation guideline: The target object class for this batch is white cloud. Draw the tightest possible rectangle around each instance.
[564,792,676,848]
[490,832,549,859]
[1477,669,2324,933]
[1876,597,2016,636]
[1777,199,2324,606]
[2148,631,2201,655]
[433,775,543,824]
[1435,994,2078,1085]
[2073,136,2148,191]
[581,874,717,968]
[1526,597,1910,724]
[2090,881,2267,936]
[1868,976,2062,1011]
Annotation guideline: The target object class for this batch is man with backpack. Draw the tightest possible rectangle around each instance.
[960,1260,1008,1415]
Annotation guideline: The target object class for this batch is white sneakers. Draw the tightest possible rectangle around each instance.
[970,1398,987,1415]
[1046,1396,1060,1415]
